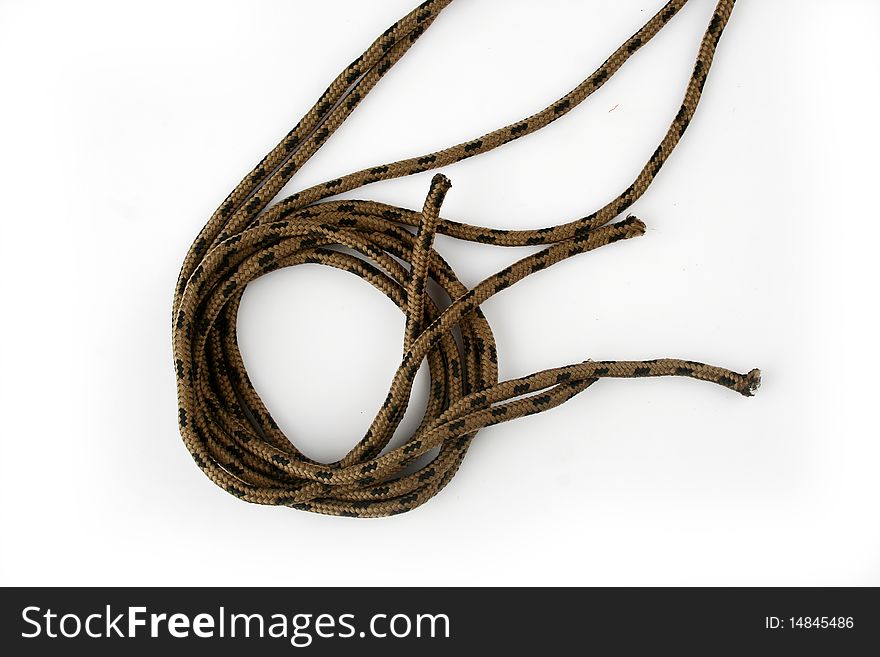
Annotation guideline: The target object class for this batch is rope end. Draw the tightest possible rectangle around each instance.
[425,173,452,214]
[741,368,762,397]
[619,215,647,238]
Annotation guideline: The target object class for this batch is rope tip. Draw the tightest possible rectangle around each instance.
[429,172,452,192]
[741,368,762,397]
[622,215,647,236]
[423,173,452,216]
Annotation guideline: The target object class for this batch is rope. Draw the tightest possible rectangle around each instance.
[173,0,758,517]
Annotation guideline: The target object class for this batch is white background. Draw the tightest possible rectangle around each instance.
[1,0,878,586]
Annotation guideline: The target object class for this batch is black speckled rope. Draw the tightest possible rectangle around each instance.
[173,0,757,517]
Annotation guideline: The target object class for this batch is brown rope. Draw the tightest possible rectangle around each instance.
[173,0,758,517]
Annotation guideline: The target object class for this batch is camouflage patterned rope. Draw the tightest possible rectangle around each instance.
[173,0,758,517]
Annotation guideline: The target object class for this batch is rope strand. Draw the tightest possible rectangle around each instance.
[173,0,757,517]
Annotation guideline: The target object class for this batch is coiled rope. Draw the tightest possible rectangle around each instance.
[173,0,758,517]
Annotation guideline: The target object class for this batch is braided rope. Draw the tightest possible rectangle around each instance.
[173,0,758,517]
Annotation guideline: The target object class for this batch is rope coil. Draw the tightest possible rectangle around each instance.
[173,0,757,517]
